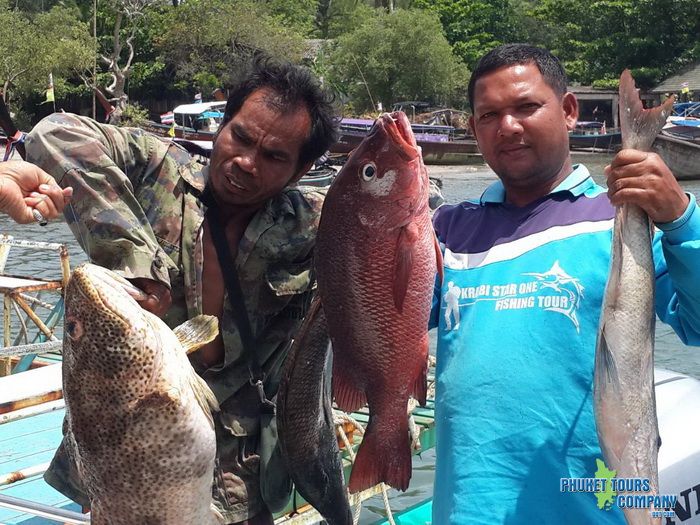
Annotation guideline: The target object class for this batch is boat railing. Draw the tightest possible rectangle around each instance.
[0,235,70,376]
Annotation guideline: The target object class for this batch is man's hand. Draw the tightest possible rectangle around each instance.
[0,160,73,224]
[128,278,172,318]
[605,149,689,223]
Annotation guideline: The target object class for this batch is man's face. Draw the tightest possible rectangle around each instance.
[208,87,312,209]
[469,63,578,194]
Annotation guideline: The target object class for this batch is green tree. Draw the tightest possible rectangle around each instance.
[413,0,520,68]
[0,2,92,105]
[531,0,700,87]
[327,8,469,113]
[155,0,306,92]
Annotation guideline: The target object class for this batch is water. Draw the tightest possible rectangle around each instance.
[1,152,699,523]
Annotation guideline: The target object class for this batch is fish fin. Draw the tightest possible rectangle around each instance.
[657,435,662,450]
[411,339,429,407]
[174,315,219,355]
[595,328,621,394]
[394,224,418,313]
[619,69,675,151]
[322,341,335,428]
[187,367,220,427]
[348,415,411,493]
[333,360,367,412]
[211,503,226,524]
[434,232,444,285]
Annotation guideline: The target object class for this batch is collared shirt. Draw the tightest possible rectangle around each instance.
[479,164,595,204]
[429,166,700,524]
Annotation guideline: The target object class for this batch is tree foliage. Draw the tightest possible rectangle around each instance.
[412,0,520,68]
[2,0,700,124]
[530,0,700,87]
[327,8,469,112]
[0,2,92,104]
[154,0,306,93]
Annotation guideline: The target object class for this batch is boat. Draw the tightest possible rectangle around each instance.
[141,101,225,141]
[569,121,622,151]
[652,108,700,180]
[376,367,700,525]
[330,117,480,165]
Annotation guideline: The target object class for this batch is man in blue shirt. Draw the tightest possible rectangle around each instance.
[430,43,700,523]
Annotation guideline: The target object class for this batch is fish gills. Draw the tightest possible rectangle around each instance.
[594,71,674,525]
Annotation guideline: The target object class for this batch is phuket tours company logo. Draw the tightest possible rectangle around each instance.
[560,459,677,519]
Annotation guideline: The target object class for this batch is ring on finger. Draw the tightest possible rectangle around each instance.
[32,208,48,226]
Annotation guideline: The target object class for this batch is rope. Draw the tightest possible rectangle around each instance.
[3,130,26,161]
[380,484,396,525]
[333,408,400,525]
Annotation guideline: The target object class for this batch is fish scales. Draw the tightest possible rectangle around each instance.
[594,70,675,525]
[316,111,438,493]
[277,297,352,525]
[62,263,221,525]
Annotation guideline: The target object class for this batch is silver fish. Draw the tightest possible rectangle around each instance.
[594,70,674,525]
[62,263,222,525]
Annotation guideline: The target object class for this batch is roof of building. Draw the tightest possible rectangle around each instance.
[652,61,700,93]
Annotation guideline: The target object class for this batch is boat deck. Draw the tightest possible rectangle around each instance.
[0,390,436,524]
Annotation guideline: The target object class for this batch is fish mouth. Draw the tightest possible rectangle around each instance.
[68,264,141,324]
[373,112,419,161]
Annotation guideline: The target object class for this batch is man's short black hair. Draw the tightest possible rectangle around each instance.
[468,44,568,113]
[221,54,340,169]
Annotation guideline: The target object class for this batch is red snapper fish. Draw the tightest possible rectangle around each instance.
[316,111,441,492]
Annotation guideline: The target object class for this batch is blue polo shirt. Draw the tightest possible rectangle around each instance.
[429,165,700,524]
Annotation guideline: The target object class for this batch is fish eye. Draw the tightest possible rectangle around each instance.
[66,318,84,341]
[360,163,377,181]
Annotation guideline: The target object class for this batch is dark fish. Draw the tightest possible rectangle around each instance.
[277,297,353,525]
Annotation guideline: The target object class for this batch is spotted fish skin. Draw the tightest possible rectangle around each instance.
[62,263,221,525]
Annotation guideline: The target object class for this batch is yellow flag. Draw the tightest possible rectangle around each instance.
[168,122,176,137]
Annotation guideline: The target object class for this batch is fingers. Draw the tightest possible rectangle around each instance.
[0,160,73,224]
[128,278,173,318]
[606,149,689,223]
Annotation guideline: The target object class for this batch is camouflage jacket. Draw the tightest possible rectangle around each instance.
[26,113,324,414]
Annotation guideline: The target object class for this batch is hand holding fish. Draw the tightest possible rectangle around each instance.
[605,149,689,223]
[128,277,173,317]
[0,160,73,224]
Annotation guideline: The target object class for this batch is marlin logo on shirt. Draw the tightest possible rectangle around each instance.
[524,261,585,331]
[443,260,584,332]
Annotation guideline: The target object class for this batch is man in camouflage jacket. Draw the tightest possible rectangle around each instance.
[0,57,339,525]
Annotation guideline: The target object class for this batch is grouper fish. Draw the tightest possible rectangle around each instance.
[594,70,675,525]
[277,296,353,525]
[61,263,222,525]
[316,111,441,493]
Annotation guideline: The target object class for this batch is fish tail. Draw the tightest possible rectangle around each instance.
[333,359,367,412]
[619,69,675,151]
[348,415,411,493]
